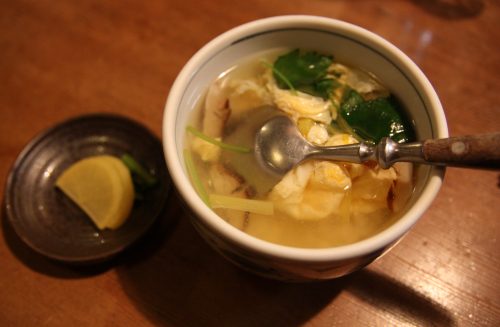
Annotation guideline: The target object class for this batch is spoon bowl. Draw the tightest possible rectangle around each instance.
[254,115,313,176]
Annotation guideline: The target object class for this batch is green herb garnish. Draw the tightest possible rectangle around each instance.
[262,61,296,93]
[273,49,334,99]
[184,149,210,205]
[121,154,158,199]
[339,89,415,143]
[186,126,251,153]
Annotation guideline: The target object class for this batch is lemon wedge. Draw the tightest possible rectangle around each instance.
[55,155,134,230]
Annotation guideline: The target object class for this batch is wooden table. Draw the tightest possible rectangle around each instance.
[1,1,499,326]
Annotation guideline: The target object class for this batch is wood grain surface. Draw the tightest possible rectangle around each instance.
[1,1,499,326]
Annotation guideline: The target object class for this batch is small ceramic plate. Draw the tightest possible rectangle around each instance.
[4,114,171,263]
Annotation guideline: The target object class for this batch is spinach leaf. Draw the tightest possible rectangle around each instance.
[340,88,364,110]
[273,49,334,99]
[339,89,415,143]
[310,78,339,100]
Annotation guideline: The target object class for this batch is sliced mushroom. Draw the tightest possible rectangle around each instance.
[203,78,231,138]
[191,79,232,163]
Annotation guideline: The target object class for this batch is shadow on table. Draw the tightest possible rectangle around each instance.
[346,270,456,326]
[3,192,455,326]
[116,209,456,327]
[0,194,179,279]
[116,212,342,327]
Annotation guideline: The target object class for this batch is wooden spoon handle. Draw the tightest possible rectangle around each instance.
[422,133,500,169]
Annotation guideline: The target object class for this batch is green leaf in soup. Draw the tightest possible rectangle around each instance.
[340,89,415,144]
[340,88,364,111]
[311,78,340,100]
[294,78,337,100]
[273,49,333,91]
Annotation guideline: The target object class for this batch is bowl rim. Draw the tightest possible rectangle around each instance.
[163,15,448,263]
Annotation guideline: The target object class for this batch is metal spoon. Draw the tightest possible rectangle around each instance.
[254,115,500,176]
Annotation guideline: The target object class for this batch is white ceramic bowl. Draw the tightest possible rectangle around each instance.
[163,15,448,281]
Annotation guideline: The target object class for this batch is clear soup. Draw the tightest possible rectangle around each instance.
[185,49,415,248]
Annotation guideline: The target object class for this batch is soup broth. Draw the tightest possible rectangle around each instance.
[185,49,415,248]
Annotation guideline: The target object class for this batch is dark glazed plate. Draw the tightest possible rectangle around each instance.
[4,114,171,263]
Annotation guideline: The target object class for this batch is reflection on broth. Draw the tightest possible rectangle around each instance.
[185,49,415,248]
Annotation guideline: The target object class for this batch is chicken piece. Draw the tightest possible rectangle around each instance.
[209,163,254,230]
